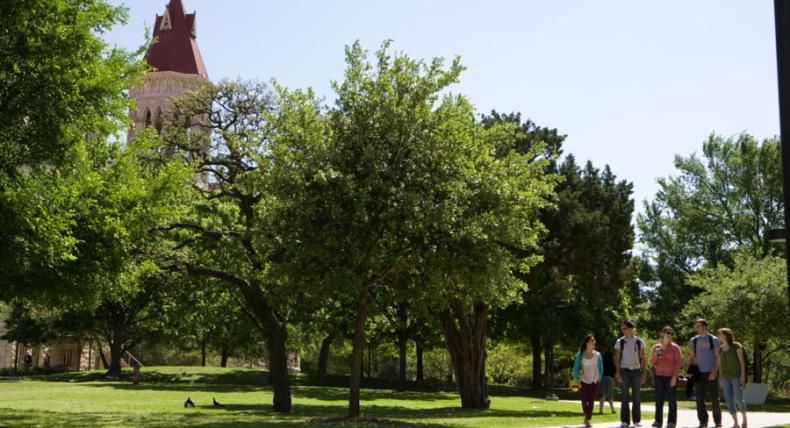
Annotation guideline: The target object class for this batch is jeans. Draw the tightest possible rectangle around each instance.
[654,375,677,425]
[620,368,642,424]
[581,381,597,420]
[721,377,747,414]
[694,372,722,426]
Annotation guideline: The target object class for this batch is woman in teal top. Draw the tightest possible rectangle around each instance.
[717,328,748,428]
[573,334,604,428]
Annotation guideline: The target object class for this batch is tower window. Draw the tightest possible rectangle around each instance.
[160,9,172,31]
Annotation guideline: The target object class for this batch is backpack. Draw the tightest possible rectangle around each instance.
[692,334,715,352]
[617,336,643,366]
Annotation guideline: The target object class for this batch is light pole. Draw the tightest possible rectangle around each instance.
[545,299,570,401]
[773,0,790,310]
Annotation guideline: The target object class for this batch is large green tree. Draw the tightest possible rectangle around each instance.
[160,80,305,412]
[2,132,191,376]
[487,112,636,389]
[684,252,790,385]
[0,0,144,176]
[269,42,555,414]
[639,134,783,382]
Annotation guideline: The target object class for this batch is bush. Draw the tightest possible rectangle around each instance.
[487,342,531,386]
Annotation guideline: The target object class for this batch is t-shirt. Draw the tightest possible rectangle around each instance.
[581,352,600,384]
[614,336,645,370]
[720,344,742,379]
[688,333,721,373]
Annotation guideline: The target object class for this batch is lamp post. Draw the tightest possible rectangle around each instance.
[774,0,790,310]
[545,299,570,401]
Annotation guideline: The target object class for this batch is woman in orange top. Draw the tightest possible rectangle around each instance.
[650,326,682,428]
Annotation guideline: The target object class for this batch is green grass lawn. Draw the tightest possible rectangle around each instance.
[0,366,624,427]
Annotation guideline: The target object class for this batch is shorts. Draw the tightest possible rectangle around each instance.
[596,375,615,401]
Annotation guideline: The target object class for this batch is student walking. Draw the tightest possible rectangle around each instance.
[615,320,647,428]
[688,319,722,428]
[597,349,617,415]
[650,326,682,428]
[717,328,748,428]
[574,334,603,428]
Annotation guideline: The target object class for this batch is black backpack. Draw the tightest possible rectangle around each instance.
[692,334,715,353]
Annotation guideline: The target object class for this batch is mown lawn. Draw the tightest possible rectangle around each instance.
[0,366,623,427]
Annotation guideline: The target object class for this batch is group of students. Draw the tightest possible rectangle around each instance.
[572,319,749,428]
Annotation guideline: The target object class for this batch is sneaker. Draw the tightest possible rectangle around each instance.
[652,423,661,428]
[621,423,629,428]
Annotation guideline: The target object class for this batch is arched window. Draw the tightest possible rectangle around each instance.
[154,107,163,134]
[144,108,152,127]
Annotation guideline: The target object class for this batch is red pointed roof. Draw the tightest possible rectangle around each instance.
[145,0,208,79]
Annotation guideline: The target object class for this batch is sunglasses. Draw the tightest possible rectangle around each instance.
[663,331,674,335]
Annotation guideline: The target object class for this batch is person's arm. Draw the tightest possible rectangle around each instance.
[597,353,604,383]
[688,341,696,368]
[671,344,681,386]
[710,339,721,381]
[573,353,581,383]
[639,341,647,385]
[614,344,622,384]
[737,346,746,386]
[650,343,659,366]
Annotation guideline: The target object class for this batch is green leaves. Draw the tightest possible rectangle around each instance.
[0,0,147,176]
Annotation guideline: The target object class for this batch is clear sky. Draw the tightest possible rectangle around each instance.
[106,0,780,210]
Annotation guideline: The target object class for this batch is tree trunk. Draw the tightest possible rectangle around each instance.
[201,338,207,367]
[220,346,230,368]
[397,302,408,391]
[97,341,109,369]
[349,282,369,418]
[530,334,543,389]
[753,340,767,384]
[317,333,334,376]
[416,340,424,382]
[266,320,291,412]
[440,301,491,409]
[107,341,123,378]
[184,267,292,412]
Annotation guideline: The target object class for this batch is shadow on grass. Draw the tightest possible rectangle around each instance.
[196,401,581,421]
[0,407,465,427]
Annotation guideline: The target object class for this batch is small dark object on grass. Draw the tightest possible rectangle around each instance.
[184,397,195,408]
[213,397,225,408]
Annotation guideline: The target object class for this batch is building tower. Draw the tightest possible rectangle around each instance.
[128,0,209,143]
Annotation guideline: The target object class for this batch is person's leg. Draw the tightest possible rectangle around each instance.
[709,376,722,426]
[731,379,747,425]
[722,378,737,427]
[668,380,677,427]
[583,382,596,421]
[695,374,709,426]
[654,376,666,426]
[631,369,642,424]
[607,376,616,413]
[621,370,631,425]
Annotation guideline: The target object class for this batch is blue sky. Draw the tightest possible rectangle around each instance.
[107,1,780,210]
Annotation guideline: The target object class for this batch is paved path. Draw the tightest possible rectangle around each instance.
[548,400,790,428]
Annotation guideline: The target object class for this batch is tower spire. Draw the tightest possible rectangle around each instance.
[144,0,208,78]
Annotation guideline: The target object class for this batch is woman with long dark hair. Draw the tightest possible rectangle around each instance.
[573,333,603,428]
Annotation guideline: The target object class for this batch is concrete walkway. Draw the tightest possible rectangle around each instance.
[548,400,790,428]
